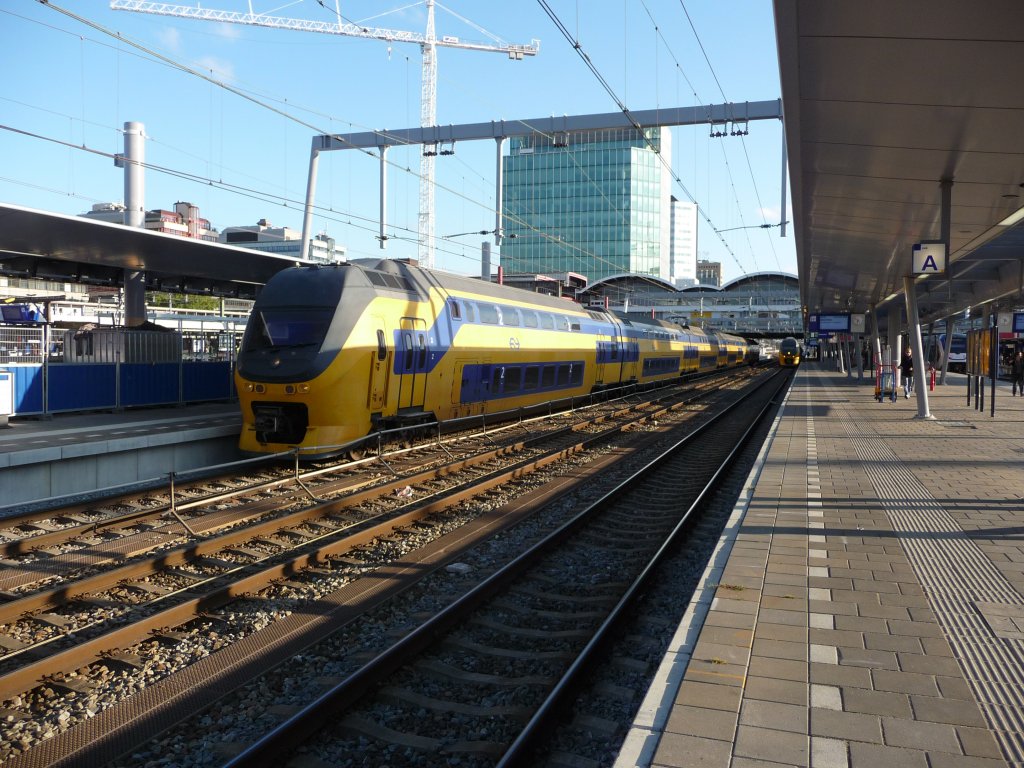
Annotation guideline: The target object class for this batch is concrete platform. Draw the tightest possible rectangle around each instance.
[0,402,243,514]
[619,366,1024,768]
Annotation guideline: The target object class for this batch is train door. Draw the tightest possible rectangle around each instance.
[368,320,390,411]
[453,360,490,412]
[609,330,623,383]
[397,317,428,411]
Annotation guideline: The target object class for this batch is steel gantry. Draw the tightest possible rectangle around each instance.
[298,100,785,265]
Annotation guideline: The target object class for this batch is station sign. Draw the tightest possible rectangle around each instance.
[850,313,866,333]
[1014,312,1024,334]
[912,241,946,275]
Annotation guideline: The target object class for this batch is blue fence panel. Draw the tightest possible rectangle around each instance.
[182,361,234,402]
[120,363,179,407]
[0,365,44,415]
[48,364,117,412]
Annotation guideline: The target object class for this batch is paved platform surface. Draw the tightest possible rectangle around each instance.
[0,401,241,458]
[619,366,1024,768]
[0,402,243,513]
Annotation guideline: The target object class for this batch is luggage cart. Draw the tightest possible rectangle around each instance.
[875,362,896,402]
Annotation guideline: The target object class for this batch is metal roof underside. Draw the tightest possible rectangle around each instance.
[774,0,1024,331]
[0,203,300,299]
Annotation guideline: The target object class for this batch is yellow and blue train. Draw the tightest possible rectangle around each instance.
[779,336,801,367]
[236,259,752,457]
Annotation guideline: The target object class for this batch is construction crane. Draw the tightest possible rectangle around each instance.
[110,0,539,268]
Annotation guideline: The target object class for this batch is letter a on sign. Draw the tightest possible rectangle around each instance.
[912,242,946,274]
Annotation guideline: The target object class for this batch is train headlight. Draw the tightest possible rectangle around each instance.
[285,385,295,394]
[246,383,254,391]
[299,384,310,393]
[255,384,266,393]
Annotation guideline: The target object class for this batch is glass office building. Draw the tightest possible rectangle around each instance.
[501,127,672,282]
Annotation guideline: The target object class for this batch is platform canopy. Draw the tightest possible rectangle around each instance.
[0,203,300,299]
[775,0,1024,330]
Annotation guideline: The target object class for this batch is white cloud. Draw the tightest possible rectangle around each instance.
[213,23,242,41]
[196,56,236,82]
[156,26,181,52]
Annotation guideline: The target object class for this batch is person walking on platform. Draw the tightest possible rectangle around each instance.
[1012,348,1024,396]
[900,347,914,398]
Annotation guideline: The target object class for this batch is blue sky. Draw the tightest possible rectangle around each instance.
[1,1,794,282]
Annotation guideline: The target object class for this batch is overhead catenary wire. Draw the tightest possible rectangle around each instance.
[20,2,639,278]
[536,0,752,278]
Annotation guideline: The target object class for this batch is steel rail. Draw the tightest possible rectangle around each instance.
[221,370,785,767]
[497,368,792,766]
[0,381,717,703]
[0,382,709,625]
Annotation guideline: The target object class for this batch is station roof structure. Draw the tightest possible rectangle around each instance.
[0,203,300,299]
[774,0,1024,330]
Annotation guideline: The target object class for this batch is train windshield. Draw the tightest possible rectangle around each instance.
[250,308,334,349]
[780,338,799,353]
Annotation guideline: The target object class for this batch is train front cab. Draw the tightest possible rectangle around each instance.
[779,336,801,367]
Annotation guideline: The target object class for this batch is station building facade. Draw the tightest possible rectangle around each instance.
[578,270,800,336]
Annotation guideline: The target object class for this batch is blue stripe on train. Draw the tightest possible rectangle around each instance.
[457,360,586,404]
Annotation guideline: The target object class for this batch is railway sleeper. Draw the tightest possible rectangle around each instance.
[44,675,96,695]
[28,613,74,629]
[0,633,29,652]
[469,617,592,640]
[151,629,191,645]
[414,657,554,687]
[571,712,622,740]
[378,685,535,721]
[441,636,574,663]
[97,651,144,671]
[122,581,172,597]
[594,680,637,702]
[338,714,442,751]
[547,750,602,768]
[488,598,609,622]
[224,546,264,560]
[511,584,620,604]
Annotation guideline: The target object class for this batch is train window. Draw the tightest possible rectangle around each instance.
[542,366,555,388]
[502,308,521,327]
[417,334,427,368]
[479,304,499,325]
[367,271,389,287]
[540,314,554,330]
[450,300,461,320]
[523,366,539,390]
[505,366,522,393]
[557,316,571,332]
[557,364,570,386]
[569,363,583,385]
[376,330,387,361]
[522,311,539,328]
[492,366,504,392]
[403,332,413,371]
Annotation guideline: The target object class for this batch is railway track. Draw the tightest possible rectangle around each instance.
[217,368,791,767]
[0,366,777,767]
